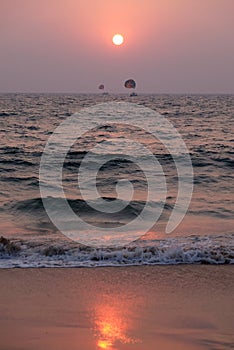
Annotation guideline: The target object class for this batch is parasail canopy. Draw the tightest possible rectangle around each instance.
[98,84,105,90]
[124,79,136,89]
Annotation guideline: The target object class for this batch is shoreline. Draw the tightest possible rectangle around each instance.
[0,265,233,350]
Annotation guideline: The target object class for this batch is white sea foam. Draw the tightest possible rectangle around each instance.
[0,234,233,268]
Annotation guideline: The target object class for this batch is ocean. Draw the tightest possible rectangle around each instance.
[0,94,233,267]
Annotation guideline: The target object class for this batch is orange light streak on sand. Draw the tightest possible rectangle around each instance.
[94,304,138,349]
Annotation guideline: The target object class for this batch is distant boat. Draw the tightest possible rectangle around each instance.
[124,79,137,96]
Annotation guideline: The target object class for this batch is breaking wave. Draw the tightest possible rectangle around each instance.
[0,234,233,268]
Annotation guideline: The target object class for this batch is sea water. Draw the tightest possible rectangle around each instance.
[0,94,233,267]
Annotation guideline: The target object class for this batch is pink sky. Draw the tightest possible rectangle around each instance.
[0,0,234,93]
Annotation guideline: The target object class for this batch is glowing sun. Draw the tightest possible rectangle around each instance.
[112,34,124,46]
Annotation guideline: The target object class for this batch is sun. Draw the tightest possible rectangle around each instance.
[112,34,124,46]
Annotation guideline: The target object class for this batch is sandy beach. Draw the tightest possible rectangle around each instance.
[1,0,234,348]
[0,266,233,350]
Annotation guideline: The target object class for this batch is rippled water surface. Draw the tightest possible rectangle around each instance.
[0,94,233,266]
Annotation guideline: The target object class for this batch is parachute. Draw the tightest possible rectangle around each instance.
[124,79,136,89]
[98,84,105,90]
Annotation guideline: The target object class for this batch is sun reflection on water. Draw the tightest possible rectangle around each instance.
[94,304,139,349]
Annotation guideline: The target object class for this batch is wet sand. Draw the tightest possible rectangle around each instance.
[0,266,233,350]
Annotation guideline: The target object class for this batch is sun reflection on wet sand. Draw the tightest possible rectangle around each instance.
[94,304,139,349]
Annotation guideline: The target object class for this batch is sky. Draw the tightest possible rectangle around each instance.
[0,0,234,93]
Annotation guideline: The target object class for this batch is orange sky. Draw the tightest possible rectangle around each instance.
[0,0,234,93]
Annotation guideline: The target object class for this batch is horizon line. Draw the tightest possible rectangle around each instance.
[0,91,234,95]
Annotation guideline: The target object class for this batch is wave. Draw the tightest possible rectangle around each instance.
[0,112,18,117]
[191,151,234,169]
[1,146,233,175]
[9,197,154,223]
[63,151,234,172]
[27,125,40,131]
[0,234,233,268]
[0,146,23,154]
[0,175,38,186]
[0,158,35,167]
[10,196,170,214]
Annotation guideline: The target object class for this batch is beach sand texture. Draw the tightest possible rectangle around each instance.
[0,266,233,350]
